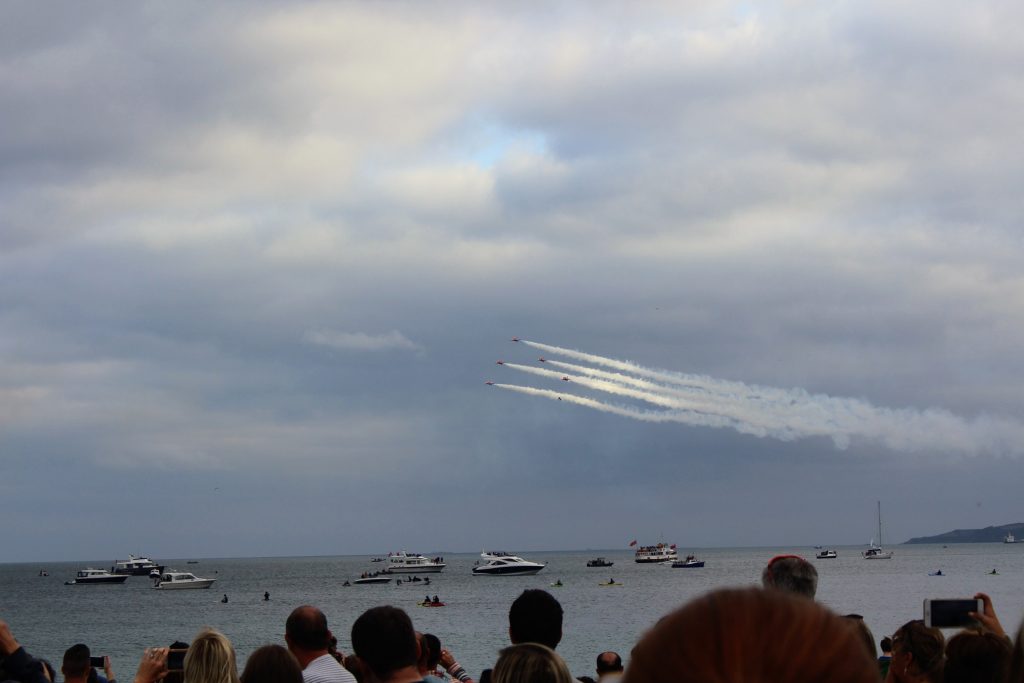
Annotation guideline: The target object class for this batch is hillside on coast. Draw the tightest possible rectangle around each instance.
[904,522,1024,544]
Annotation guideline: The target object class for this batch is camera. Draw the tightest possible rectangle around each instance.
[922,598,983,628]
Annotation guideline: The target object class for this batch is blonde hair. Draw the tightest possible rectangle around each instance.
[492,643,574,683]
[184,629,240,683]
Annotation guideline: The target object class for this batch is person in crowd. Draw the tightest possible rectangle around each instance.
[480,590,565,683]
[944,629,1011,683]
[878,637,893,678]
[38,660,56,683]
[0,620,49,683]
[285,606,357,683]
[439,648,474,683]
[885,620,944,683]
[623,587,877,683]
[240,645,303,683]
[843,615,877,660]
[183,628,238,683]
[491,644,574,683]
[1009,621,1024,683]
[349,606,423,683]
[594,652,622,682]
[62,645,116,683]
[761,554,818,599]
[417,635,445,683]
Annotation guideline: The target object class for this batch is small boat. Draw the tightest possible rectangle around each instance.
[187,560,200,564]
[111,554,164,576]
[863,502,894,560]
[38,570,49,577]
[353,572,392,585]
[65,569,129,585]
[599,580,623,586]
[418,600,446,607]
[153,571,216,590]
[550,580,564,588]
[671,555,705,568]
[816,549,838,559]
[381,551,446,574]
[1005,532,1016,544]
[586,557,613,567]
[928,570,944,576]
[472,551,545,576]
[634,542,678,563]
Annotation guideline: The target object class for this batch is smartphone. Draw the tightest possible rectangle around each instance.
[90,657,105,668]
[167,649,188,671]
[923,598,983,628]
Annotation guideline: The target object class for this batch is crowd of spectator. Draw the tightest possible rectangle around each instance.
[3,554,1023,683]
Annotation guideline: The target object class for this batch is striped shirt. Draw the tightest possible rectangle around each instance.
[303,654,357,683]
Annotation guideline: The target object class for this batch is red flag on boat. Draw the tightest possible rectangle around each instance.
[629,540,637,547]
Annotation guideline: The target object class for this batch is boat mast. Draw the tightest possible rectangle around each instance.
[877,500,883,548]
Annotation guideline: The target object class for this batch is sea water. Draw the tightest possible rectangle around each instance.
[2,544,1021,678]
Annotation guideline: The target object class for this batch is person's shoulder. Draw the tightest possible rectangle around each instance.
[302,656,356,683]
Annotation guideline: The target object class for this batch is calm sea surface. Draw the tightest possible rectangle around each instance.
[2,544,1021,678]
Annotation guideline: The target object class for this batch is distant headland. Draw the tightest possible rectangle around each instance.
[904,522,1024,544]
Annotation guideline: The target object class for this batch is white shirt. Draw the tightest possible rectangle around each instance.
[303,654,357,683]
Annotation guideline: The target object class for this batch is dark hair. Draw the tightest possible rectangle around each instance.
[944,630,1011,683]
[286,606,330,651]
[62,644,91,679]
[761,555,818,599]
[880,637,892,654]
[509,590,563,649]
[424,634,442,671]
[892,620,944,680]
[351,606,417,680]
[624,588,878,683]
[240,645,303,683]
[596,652,622,674]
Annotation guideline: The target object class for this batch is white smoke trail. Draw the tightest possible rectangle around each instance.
[503,341,1024,456]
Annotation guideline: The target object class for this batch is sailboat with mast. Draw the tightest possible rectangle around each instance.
[863,501,894,559]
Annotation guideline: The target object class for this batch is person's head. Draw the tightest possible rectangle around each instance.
[881,637,893,655]
[944,629,1011,683]
[596,652,622,676]
[623,587,877,683]
[890,620,944,682]
[509,590,563,649]
[62,644,91,680]
[424,634,442,671]
[351,606,417,682]
[240,645,302,683]
[492,643,575,683]
[285,606,331,653]
[843,615,877,660]
[184,628,239,683]
[761,555,818,599]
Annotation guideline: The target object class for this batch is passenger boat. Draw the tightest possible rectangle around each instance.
[153,571,216,589]
[65,569,129,585]
[472,551,545,576]
[586,557,613,567]
[634,542,678,563]
[863,501,894,560]
[1005,532,1016,544]
[381,551,446,573]
[111,554,164,576]
[816,549,838,559]
[671,555,705,568]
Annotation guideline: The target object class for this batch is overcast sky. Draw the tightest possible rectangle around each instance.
[3,1,1023,562]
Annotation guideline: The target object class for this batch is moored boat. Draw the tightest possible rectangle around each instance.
[381,551,446,574]
[1005,532,1016,544]
[816,549,838,559]
[65,569,129,585]
[472,551,545,576]
[863,501,894,560]
[586,557,613,567]
[634,542,678,563]
[671,555,705,568]
[153,571,216,590]
[111,554,164,576]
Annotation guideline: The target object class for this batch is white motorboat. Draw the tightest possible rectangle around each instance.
[634,542,678,563]
[111,554,164,576]
[153,571,216,589]
[671,555,705,568]
[863,501,894,560]
[381,551,446,574]
[472,551,545,576]
[65,569,129,585]
[816,549,838,559]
